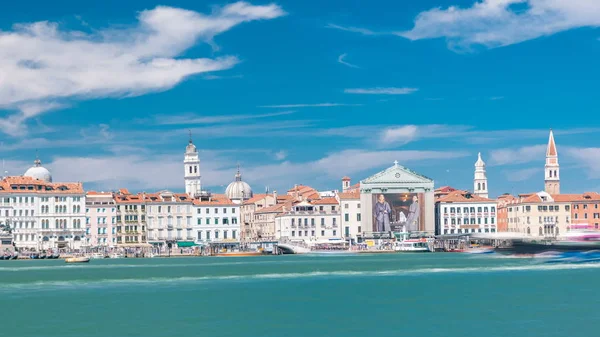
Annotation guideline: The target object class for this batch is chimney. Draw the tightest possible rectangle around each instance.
[342,176,351,192]
[273,190,278,203]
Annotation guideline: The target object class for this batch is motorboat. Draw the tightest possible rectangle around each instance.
[65,257,90,263]
[495,229,600,255]
[109,253,124,259]
[90,253,106,259]
[393,239,431,252]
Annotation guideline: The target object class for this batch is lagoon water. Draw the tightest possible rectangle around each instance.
[1,254,599,337]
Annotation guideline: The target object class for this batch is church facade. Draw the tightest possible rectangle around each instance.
[359,161,435,236]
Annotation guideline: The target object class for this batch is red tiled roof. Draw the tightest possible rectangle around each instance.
[0,176,84,194]
[342,176,351,180]
[193,194,235,206]
[338,191,359,200]
[437,191,495,203]
[311,197,339,205]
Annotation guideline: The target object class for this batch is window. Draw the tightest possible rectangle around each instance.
[206,218,210,225]
[321,230,325,236]
[206,231,211,240]
[197,218,202,225]
[344,203,349,209]
[224,231,228,239]
[344,214,349,222]
[357,213,361,221]
[215,218,219,225]
[333,230,337,236]
[231,208,236,214]
[223,208,227,214]
[214,231,219,239]
[358,226,362,233]
[214,208,218,214]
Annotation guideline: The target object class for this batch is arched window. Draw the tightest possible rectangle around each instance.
[194,166,197,174]
[527,227,530,235]
[478,183,481,190]
[539,227,543,236]
[482,183,486,190]
[555,227,559,236]
[189,166,192,174]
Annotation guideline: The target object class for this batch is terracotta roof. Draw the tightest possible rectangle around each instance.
[338,191,360,200]
[113,192,148,204]
[119,188,131,195]
[255,203,287,214]
[86,191,113,196]
[0,176,84,194]
[193,194,235,206]
[342,176,351,180]
[437,191,495,203]
[243,194,269,205]
[311,197,339,205]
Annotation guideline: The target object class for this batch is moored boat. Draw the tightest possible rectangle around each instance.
[65,257,90,263]
[393,239,432,252]
[214,251,263,257]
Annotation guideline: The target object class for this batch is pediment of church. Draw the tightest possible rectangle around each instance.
[361,162,433,185]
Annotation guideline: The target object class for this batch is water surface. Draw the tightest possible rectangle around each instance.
[1,254,597,337]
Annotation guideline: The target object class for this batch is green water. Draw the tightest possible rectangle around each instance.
[1,254,599,337]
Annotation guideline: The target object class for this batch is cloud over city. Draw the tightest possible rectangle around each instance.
[0,2,285,136]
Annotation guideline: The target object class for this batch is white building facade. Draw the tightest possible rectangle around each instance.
[275,198,342,242]
[435,191,498,235]
[146,191,194,249]
[85,192,117,248]
[192,194,241,244]
[338,191,362,240]
[0,175,86,251]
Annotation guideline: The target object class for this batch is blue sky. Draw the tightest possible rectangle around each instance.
[1,0,600,197]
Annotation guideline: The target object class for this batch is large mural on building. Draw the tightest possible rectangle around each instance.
[372,193,424,232]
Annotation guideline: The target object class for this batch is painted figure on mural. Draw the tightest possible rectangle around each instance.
[374,194,391,232]
[406,195,420,231]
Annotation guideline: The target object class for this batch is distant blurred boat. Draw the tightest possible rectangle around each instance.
[541,251,600,264]
[65,257,90,263]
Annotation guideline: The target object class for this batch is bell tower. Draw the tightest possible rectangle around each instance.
[184,131,201,197]
[544,129,560,194]
[474,152,488,199]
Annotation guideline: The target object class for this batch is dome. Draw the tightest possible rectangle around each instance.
[24,158,52,182]
[225,166,253,202]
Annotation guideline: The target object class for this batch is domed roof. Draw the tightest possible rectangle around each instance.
[24,158,52,182]
[225,166,253,201]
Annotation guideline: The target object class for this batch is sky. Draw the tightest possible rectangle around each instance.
[1,0,600,197]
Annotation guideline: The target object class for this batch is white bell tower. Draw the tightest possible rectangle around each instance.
[474,152,488,199]
[184,131,201,197]
[544,129,560,195]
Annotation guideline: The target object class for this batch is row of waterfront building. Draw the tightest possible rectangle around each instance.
[1,129,598,251]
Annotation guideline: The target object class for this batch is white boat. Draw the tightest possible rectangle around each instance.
[89,253,106,259]
[394,239,431,252]
[65,257,90,263]
[109,253,124,259]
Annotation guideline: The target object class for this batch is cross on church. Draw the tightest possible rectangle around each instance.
[393,160,398,166]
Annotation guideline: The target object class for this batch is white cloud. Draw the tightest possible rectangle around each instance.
[0,2,285,135]
[274,150,287,160]
[399,0,600,49]
[505,167,540,182]
[326,23,378,36]
[380,126,419,145]
[337,53,360,68]
[34,149,467,193]
[489,144,546,165]
[344,87,418,95]
[145,110,295,125]
[259,103,362,108]
[379,124,470,146]
[564,147,600,179]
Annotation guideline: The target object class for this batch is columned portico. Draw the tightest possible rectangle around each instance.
[359,161,435,235]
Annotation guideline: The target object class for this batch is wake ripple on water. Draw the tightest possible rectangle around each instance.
[2,262,600,294]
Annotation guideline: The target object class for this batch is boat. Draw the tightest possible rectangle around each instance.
[465,247,495,254]
[393,239,432,252]
[109,253,124,259]
[89,253,106,259]
[214,251,263,257]
[65,257,90,263]
[50,253,60,259]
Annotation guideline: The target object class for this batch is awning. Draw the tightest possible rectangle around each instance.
[177,241,198,248]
